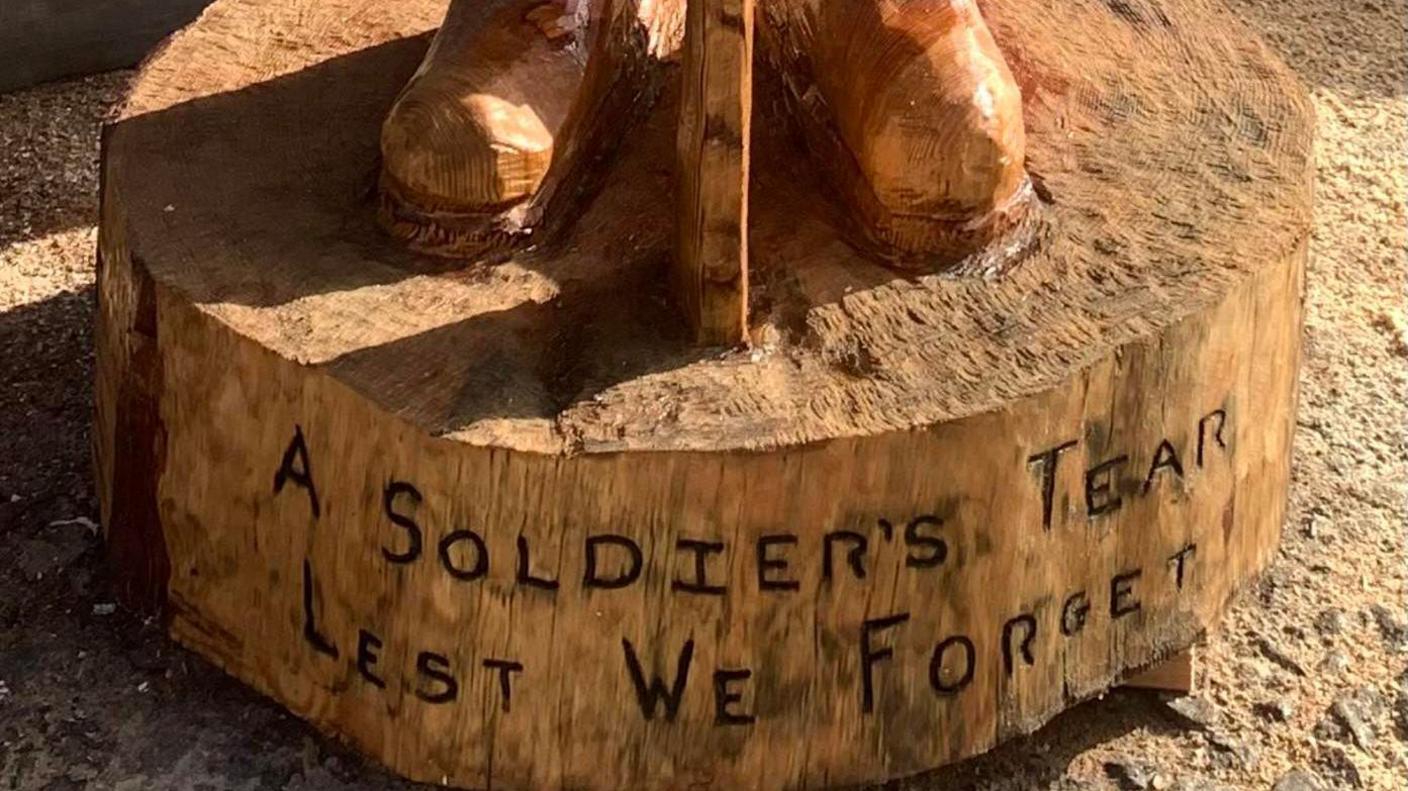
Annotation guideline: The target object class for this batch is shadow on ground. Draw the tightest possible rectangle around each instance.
[0,74,130,246]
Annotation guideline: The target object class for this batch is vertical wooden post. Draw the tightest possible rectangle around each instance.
[675,0,753,346]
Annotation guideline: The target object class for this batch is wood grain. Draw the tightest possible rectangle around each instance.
[759,0,1032,266]
[378,0,686,258]
[378,0,588,229]
[675,0,754,345]
[95,0,1313,788]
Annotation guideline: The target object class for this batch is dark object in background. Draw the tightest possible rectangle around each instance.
[0,0,213,92]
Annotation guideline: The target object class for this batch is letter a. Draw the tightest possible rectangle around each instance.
[274,425,320,518]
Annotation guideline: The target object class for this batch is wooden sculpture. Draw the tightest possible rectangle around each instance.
[379,0,1031,343]
[94,0,1314,789]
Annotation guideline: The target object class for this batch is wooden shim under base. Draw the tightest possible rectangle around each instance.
[1124,648,1197,694]
[95,0,1312,788]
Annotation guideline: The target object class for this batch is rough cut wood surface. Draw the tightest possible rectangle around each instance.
[95,0,1313,788]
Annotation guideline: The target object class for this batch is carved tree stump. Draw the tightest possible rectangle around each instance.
[95,0,1313,789]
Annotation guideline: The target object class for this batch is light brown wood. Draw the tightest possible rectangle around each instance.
[95,0,1313,788]
[378,0,685,257]
[1124,648,1197,694]
[760,0,1032,267]
[675,0,753,345]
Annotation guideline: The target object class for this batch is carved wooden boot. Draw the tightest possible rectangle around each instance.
[761,0,1031,265]
[380,0,684,256]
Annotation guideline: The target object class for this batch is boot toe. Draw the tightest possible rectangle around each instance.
[381,80,555,212]
[860,56,1027,223]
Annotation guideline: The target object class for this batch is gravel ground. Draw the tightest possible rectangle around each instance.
[1,2,1404,789]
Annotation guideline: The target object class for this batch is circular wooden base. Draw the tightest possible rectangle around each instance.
[96,1,1313,789]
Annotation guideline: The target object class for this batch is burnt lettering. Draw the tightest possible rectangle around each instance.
[1142,439,1185,493]
[904,516,948,568]
[1061,591,1091,636]
[622,638,695,722]
[356,629,385,689]
[929,635,975,696]
[1111,569,1143,619]
[860,612,909,714]
[1002,613,1038,676]
[516,535,560,590]
[415,651,458,704]
[1168,543,1197,590]
[273,425,320,519]
[713,669,756,726]
[439,530,489,581]
[483,659,524,713]
[382,480,423,564]
[1085,455,1129,517]
[1197,409,1229,467]
[822,531,867,582]
[301,559,338,658]
[583,535,643,590]
[1028,440,1078,530]
[756,535,800,592]
[672,539,727,596]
